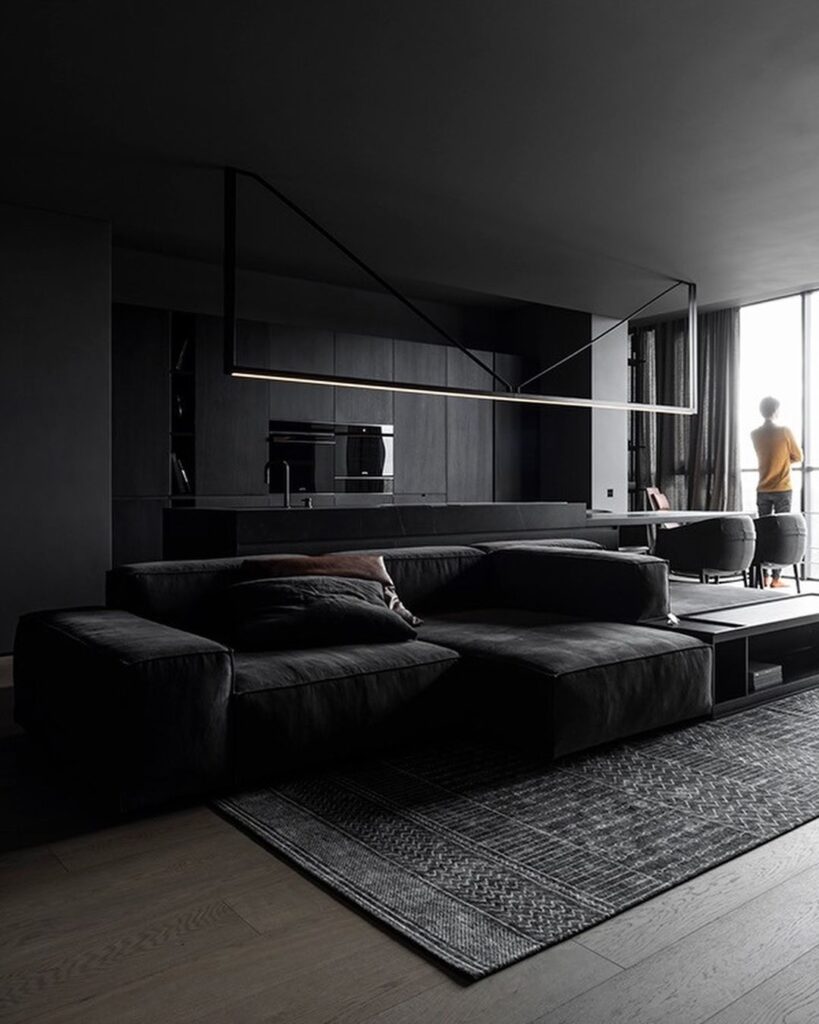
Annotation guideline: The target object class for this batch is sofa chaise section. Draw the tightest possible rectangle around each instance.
[417,546,712,755]
[419,610,711,756]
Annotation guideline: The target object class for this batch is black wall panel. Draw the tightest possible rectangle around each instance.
[112,306,169,497]
[0,206,110,650]
[532,310,593,505]
[494,303,593,504]
[393,339,447,497]
[494,352,540,501]
[446,347,495,502]
[196,316,269,496]
[113,498,167,565]
[334,333,394,425]
[266,324,335,422]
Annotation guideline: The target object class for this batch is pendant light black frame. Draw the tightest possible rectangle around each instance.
[223,166,697,414]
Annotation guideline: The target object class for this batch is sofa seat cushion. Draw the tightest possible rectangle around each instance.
[418,609,702,673]
[417,611,711,757]
[232,641,459,782]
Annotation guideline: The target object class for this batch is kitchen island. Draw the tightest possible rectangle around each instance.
[162,502,613,559]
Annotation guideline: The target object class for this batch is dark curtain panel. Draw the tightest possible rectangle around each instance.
[630,327,657,505]
[655,318,691,508]
[688,309,741,509]
[630,308,741,511]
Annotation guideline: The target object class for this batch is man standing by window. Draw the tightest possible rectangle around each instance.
[752,396,803,586]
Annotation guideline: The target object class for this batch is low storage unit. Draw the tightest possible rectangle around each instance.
[658,595,819,714]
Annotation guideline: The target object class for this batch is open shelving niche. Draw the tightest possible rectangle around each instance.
[170,312,196,505]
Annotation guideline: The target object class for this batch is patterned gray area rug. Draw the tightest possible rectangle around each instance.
[215,691,819,980]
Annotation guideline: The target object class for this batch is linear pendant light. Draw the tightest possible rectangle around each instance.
[223,167,697,415]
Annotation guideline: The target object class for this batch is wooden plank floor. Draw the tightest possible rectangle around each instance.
[3,653,819,1023]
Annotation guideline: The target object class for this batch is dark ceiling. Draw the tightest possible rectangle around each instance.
[4,1,819,316]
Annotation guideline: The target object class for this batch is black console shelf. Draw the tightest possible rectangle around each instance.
[662,595,819,716]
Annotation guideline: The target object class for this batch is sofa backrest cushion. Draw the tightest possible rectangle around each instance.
[487,546,670,622]
[474,538,604,552]
[107,544,491,634]
[106,557,246,635]
[353,546,491,612]
[107,543,666,632]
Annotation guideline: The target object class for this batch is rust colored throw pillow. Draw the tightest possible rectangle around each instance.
[241,553,422,625]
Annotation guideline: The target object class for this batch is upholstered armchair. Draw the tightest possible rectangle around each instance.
[751,513,807,590]
[653,515,757,584]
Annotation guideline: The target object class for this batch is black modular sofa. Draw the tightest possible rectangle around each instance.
[14,541,716,811]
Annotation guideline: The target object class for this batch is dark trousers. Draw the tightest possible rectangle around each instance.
[756,490,792,579]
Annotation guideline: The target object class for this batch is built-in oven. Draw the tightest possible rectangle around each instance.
[265,422,335,495]
[266,421,394,497]
[334,423,394,493]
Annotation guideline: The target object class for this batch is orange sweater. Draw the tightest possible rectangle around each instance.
[751,422,802,492]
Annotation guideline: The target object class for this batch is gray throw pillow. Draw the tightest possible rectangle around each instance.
[226,575,417,651]
[240,553,422,625]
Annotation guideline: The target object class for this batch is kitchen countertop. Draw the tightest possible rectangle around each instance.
[586,510,752,526]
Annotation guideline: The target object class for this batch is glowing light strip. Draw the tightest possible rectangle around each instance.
[231,370,695,415]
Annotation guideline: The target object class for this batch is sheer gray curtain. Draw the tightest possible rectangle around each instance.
[631,307,741,510]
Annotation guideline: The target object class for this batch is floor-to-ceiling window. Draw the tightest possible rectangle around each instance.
[805,292,819,576]
[738,295,803,511]
[738,291,818,575]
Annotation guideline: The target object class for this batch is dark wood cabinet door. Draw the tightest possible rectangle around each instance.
[267,324,335,422]
[393,339,446,496]
[494,352,536,501]
[196,316,269,495]
[112,305,169,497]
[446,347,495,502]
[334,333,394,425]
[112,498,166,565]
